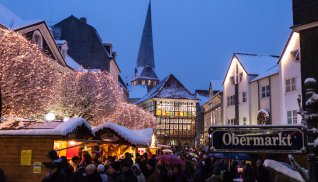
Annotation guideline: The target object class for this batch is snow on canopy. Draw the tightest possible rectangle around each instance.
[250,65,279,82]
[0,117,92,136]
[136,74,198,104]
[65,54,83,71]
[93,122,153,146]
[235,53,279,76]
[264,159,305,182]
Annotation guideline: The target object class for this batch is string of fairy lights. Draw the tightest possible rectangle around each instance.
[0,27,157,129]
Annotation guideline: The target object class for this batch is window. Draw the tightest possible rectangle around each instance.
[32,30,43,49]
[291,49,301,62]
[227,95,235,106]
[286,78,296,93]
[243,117,247,125]
[287,110,298,124]
[227,119,235,125]
[261,85,270,98]
[242,92,247,103]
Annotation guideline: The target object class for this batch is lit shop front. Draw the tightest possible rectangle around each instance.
[0,118,93,182]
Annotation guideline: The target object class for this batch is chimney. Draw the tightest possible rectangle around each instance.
[80,17,87,24]
[112,51,117,61]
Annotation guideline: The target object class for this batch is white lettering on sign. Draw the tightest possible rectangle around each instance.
[222,132,293,146]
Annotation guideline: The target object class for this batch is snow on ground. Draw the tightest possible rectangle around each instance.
[93,122,153,146]
[264,159,305,182]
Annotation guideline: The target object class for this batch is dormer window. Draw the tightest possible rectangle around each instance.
[291,49,300,62]
[32,30,43,49]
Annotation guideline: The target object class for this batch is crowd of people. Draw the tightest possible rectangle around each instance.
[41,149,270,182]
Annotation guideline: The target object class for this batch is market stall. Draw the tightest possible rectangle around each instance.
[93,122,153,158]
[0,117,93,182]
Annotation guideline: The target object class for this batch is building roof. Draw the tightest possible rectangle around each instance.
[65,54,83,71]
[136,74,199,104]
[235,53,279,75]
[93,122,153,146]
[136,1,155,69]
[53,15,110,71]
[194,90,209,106]
[250,65,279,82]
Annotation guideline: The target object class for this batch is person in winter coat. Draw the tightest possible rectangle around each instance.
[107,161,121,182]
[169,165,187,182]
[97,164,108,182]
[42,162,67,182]
[254,159,269,182]
[117,161,138,182]
[146,159,161,182]
[132,163,146,182]
[205,167,222,182]
[86,164,102,182]
[242,163,254,182]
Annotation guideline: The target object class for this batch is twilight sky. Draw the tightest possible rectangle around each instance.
[0,0,292,91]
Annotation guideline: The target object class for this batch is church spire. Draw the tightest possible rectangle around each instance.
[131,0,159,90]
[136,1,155,69]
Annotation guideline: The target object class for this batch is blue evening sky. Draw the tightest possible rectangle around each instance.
[0,0,292,91]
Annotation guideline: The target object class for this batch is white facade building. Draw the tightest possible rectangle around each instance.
[223,53,279,125]
[278,32,301,125]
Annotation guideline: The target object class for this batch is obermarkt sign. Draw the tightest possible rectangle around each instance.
[209,125,306,153]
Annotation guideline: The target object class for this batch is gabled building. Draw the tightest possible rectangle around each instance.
[223,53,279,125]
[131,1,159,90]
[278,31,301,124]
[0,4,69,69]
[136,74,199,146]
[53,16,110,71]
[202,80,223,144]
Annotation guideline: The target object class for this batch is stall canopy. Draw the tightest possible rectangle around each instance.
[93,122,153,146]
[0,117,93,139]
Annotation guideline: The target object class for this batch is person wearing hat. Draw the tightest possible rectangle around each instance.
[146,159,161,182]
[131,163,146,182]
[107,161,121,182]
[117,160,137,182]
[86,164,102,182]
[97,164,108,182]
[42,162,67,182]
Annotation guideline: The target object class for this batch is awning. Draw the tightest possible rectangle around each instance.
[208,153,251,160]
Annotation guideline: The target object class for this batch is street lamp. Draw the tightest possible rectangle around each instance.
[45,112,55,122]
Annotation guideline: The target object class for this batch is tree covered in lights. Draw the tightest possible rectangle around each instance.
[0,27,157,129]
[51,70,123,124]
[0,27,63,118]
[105,102,157,129]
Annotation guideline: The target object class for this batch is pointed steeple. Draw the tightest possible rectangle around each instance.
[131,0,159,90]
[136,1,155,69]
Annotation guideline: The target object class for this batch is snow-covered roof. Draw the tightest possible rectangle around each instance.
[136,74,198,104]
[128,85,148,99]
[194,90,209,106]
[0,118,93,137]
[65,54,83,71]
[250,65,279,82]
[55,40,67,45]
[235,53,279,75]
[0,4,42,30]
[93,122,153,146]
[264,159,305,182]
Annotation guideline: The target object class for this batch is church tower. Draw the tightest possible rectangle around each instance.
[131,1,159,90]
